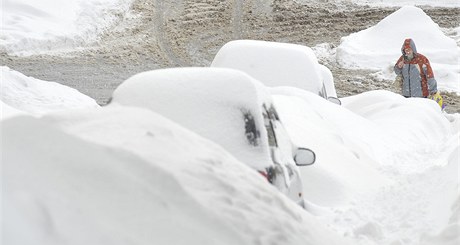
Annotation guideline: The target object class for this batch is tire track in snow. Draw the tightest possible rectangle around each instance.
[153,0,186,66]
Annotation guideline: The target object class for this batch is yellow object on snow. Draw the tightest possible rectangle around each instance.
[428,91,445,110]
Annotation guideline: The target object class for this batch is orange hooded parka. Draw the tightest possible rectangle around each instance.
[394,38,437,97]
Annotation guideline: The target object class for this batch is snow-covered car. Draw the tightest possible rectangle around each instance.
[111,67,316,206]
[211,40,341,104]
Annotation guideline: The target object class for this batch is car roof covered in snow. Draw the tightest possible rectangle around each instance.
[112,67,274,170]
[211,40,324,96]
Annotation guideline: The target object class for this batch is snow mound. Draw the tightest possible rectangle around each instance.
[337,6,459,93]
[1,0,133,55]
[3,114,246,245]
[271,88,390,207]
[3,105,353,245]
[0,66,99,116]
[272,87,459,244]
[1,100,26,120]
[343,90,451,148]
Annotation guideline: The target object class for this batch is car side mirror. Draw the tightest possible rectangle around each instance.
[294,148,316,166]
[327,97,341,105]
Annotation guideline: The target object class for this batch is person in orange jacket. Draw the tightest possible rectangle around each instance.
[394,38,438,98]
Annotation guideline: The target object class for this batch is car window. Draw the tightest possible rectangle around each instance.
[263,104,278,147]
[243,110,260,146]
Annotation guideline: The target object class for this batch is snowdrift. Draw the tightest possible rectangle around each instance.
[3,104,352,245]
[1,66,99,116]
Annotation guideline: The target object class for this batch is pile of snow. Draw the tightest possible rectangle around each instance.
[1,66,99,117]
[1,100,26,120]
[3,103,352,245]
[272,88,390,207]
[271,87,459,244]
[1,0,134,55]
[337,6,460,93]
[3,113,246,245]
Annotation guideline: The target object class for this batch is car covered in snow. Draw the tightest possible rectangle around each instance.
[211,40,341,105]
[111,67,316,207]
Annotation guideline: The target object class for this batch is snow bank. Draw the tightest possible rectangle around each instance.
[337,6,460,93]
[3,113,247,245]
[419,141,459,245]
[273,88,459,244]
[1,66,99,116]
[342,90,453,173]
[271,87,391,206]
[2,104,353,245]
[1,0,133,55]
[343,90,451,146]
[1,101,26,120]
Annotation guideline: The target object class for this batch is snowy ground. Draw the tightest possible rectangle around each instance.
[1,0,133,55]
[1,0,460,244]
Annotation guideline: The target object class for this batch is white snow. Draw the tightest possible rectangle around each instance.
[3,113,248,245]
[336,6,460,94]
[270,87,459,244]
[211,40,325,96]
[3,98,353,245]
[1,66,99,117]
[2,1,460,245]
[1,100,26,120]
[0,0,134,55]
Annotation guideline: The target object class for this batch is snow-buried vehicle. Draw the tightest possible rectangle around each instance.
[111,67,316,206]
